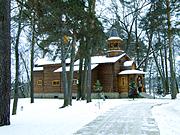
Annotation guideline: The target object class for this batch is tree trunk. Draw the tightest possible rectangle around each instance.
[158,32,168,96]
[138,31,153,69]
[77,56,83,100]
[151,46,164,84]
[159,47,167,95]
[86,0,96,103]
[164,41,169,94]
[68,35,76,105]
[12,7,23,115]
[148,60,153,94]
[61,44,69,107]
[83,58,88,100]
[86,55,92,103]
[166,0,177,99]
[20,52,31,96]
[77,40,86,100]
[30,12,36,103]
[0,0,11,126]
[134,0,140,66]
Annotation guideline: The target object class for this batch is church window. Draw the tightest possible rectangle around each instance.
[37,80,42,86]
[114,43,119,49]
[52,80,60,86]
[73,79,79,85]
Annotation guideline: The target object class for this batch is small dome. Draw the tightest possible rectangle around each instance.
[110,28,119,37]
[108,27,122,41]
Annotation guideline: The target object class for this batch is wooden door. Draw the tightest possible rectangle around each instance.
[118,75,128,93]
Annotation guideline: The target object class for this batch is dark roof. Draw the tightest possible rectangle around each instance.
[110,28,119,37]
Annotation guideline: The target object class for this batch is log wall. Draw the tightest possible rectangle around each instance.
[33,54,141,98]
[43,64,61,93]
[94,64,114,92]
[34,71,44,93]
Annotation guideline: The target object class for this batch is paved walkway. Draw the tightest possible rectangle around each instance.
[74,101,160,135]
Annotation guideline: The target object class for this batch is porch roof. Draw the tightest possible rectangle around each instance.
[119,70,146,75]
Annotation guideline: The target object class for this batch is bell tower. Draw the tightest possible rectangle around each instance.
[107,28,124,57]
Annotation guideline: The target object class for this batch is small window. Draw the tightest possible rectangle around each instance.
[37,80,42,86]
[109,43,114,49]
[73,79,78,85]
[122,77,125,86]
[114,43,119,49]
[52,80,60,86]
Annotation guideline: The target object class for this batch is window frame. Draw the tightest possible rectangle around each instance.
[52,80,60,86]
[37,80,43,86]
[73,79,79,85]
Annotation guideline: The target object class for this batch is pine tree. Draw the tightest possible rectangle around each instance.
[165,0,178,99]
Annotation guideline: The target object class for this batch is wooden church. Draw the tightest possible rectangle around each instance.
[33,28,146,98]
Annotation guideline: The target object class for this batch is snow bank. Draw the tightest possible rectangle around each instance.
[152,95,180,135]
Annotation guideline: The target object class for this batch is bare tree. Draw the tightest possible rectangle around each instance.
[12,0,24,115]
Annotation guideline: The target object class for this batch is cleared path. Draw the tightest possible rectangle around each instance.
[74,101,159,135]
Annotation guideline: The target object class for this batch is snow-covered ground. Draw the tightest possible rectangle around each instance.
[0,96,180,135]
[152,95,180,135]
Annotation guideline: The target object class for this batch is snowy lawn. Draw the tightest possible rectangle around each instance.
[1,98,125,135]
[152,95,180,135]
[0,96,180,135]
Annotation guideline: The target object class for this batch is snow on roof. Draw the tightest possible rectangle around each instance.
[108,37,122,41]
[91,53,126,64]
[119,70,146,75]
[33,67,44,71]
[74,53,126,65]
[123,61,134,67]
[106,50,124,53]
[54,64,99,72]
[35,58,71,66]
